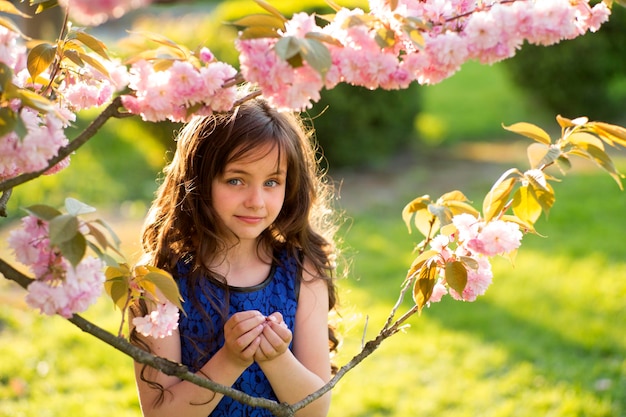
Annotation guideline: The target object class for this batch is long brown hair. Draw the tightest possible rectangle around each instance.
[134,95,340,371]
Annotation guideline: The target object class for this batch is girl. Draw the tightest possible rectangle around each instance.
[131,95,340,417]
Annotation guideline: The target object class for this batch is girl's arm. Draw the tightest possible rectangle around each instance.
[255,259,333,417]
[133,309,267,417]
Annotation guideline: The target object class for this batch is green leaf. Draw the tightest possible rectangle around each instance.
[444,261,467,295]
[95,219,121,249]
[503,122,552,145]
[414,207,439,238]
[57,232,87,267]
[300,37,332,77]
[27,42,57,81]
[11,86,57,114]
[48,214,79,245]
[570,142,624,189]
[65,197,96,216]
[23,204,62,221]
[274,36,302,61]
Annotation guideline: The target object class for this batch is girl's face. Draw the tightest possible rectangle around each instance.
[211,143,287,245]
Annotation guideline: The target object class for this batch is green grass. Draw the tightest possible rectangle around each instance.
[2,44,626,417]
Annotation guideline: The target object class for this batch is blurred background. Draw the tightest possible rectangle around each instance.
[1,1,625,416]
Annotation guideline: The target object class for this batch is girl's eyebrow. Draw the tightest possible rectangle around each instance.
[224,167,287,176]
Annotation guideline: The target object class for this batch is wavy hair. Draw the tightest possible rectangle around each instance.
[132,96,341,394]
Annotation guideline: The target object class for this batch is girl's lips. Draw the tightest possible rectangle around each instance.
[235,215,264,224]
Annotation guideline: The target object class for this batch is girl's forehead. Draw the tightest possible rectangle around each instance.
[227,142,287,168]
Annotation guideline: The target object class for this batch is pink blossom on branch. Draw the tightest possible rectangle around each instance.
[132,301,180,339]
[58,0,153,26]
[8,215,106,318]
[236,0,611,110]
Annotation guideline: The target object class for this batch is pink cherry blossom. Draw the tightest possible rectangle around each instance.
[58,0,153,27]
[429,280,448,304]
[467,220,523,256]
[132,301,180,339]
[449,256,493,302]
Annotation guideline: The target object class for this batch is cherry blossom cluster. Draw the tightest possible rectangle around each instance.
[7,215,106,318]
[428,213,523,303]
[120,49,239,122]
[58,0,152,26]
[132,301,180,339]
[0,26,128,180]
[237,0,611,110]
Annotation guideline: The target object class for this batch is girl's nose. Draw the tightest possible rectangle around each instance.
[244,186,264,209]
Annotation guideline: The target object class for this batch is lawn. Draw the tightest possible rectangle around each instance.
[1,59,626,417]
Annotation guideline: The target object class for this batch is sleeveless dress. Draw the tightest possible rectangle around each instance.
[177,249,299,417]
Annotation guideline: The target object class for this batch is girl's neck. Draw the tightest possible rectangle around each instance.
[209,239,273,287]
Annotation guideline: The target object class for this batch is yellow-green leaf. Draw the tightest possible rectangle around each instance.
[305,31,343,47]
[105,277,130,310]
[253,0,288,22]
[27,42,57,80]
[77,52,110,77]
[503,122,552,145]
[72,30,109,59]
[0,16,26,37]
[405,249,438,282]
[567,131,605,150]
[412,261,438,312]
[444,261,467,295]
[414,207,439,238]
[512,185,542,225]
[239,26,281,40]
[483,176,517,222]
[527,142,555,169]
[142,269,183,310]
[232,14,286,30]
[401,195,429,233]
[0,107,17,138]
[570,142,624,189]
[0,1,32,17]
[590,121,626,148]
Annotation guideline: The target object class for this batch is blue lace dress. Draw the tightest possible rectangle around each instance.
[177,249,299,417]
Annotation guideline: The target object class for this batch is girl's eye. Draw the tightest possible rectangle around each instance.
[227,178,242,186]
[265,179,279,187]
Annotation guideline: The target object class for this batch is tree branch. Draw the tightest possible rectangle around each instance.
[0,256,292,416]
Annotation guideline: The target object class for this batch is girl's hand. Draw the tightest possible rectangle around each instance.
[254,312,293,362]
[222,310,267,368]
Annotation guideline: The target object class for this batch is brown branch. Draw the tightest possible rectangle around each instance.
[0,256,292,416]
